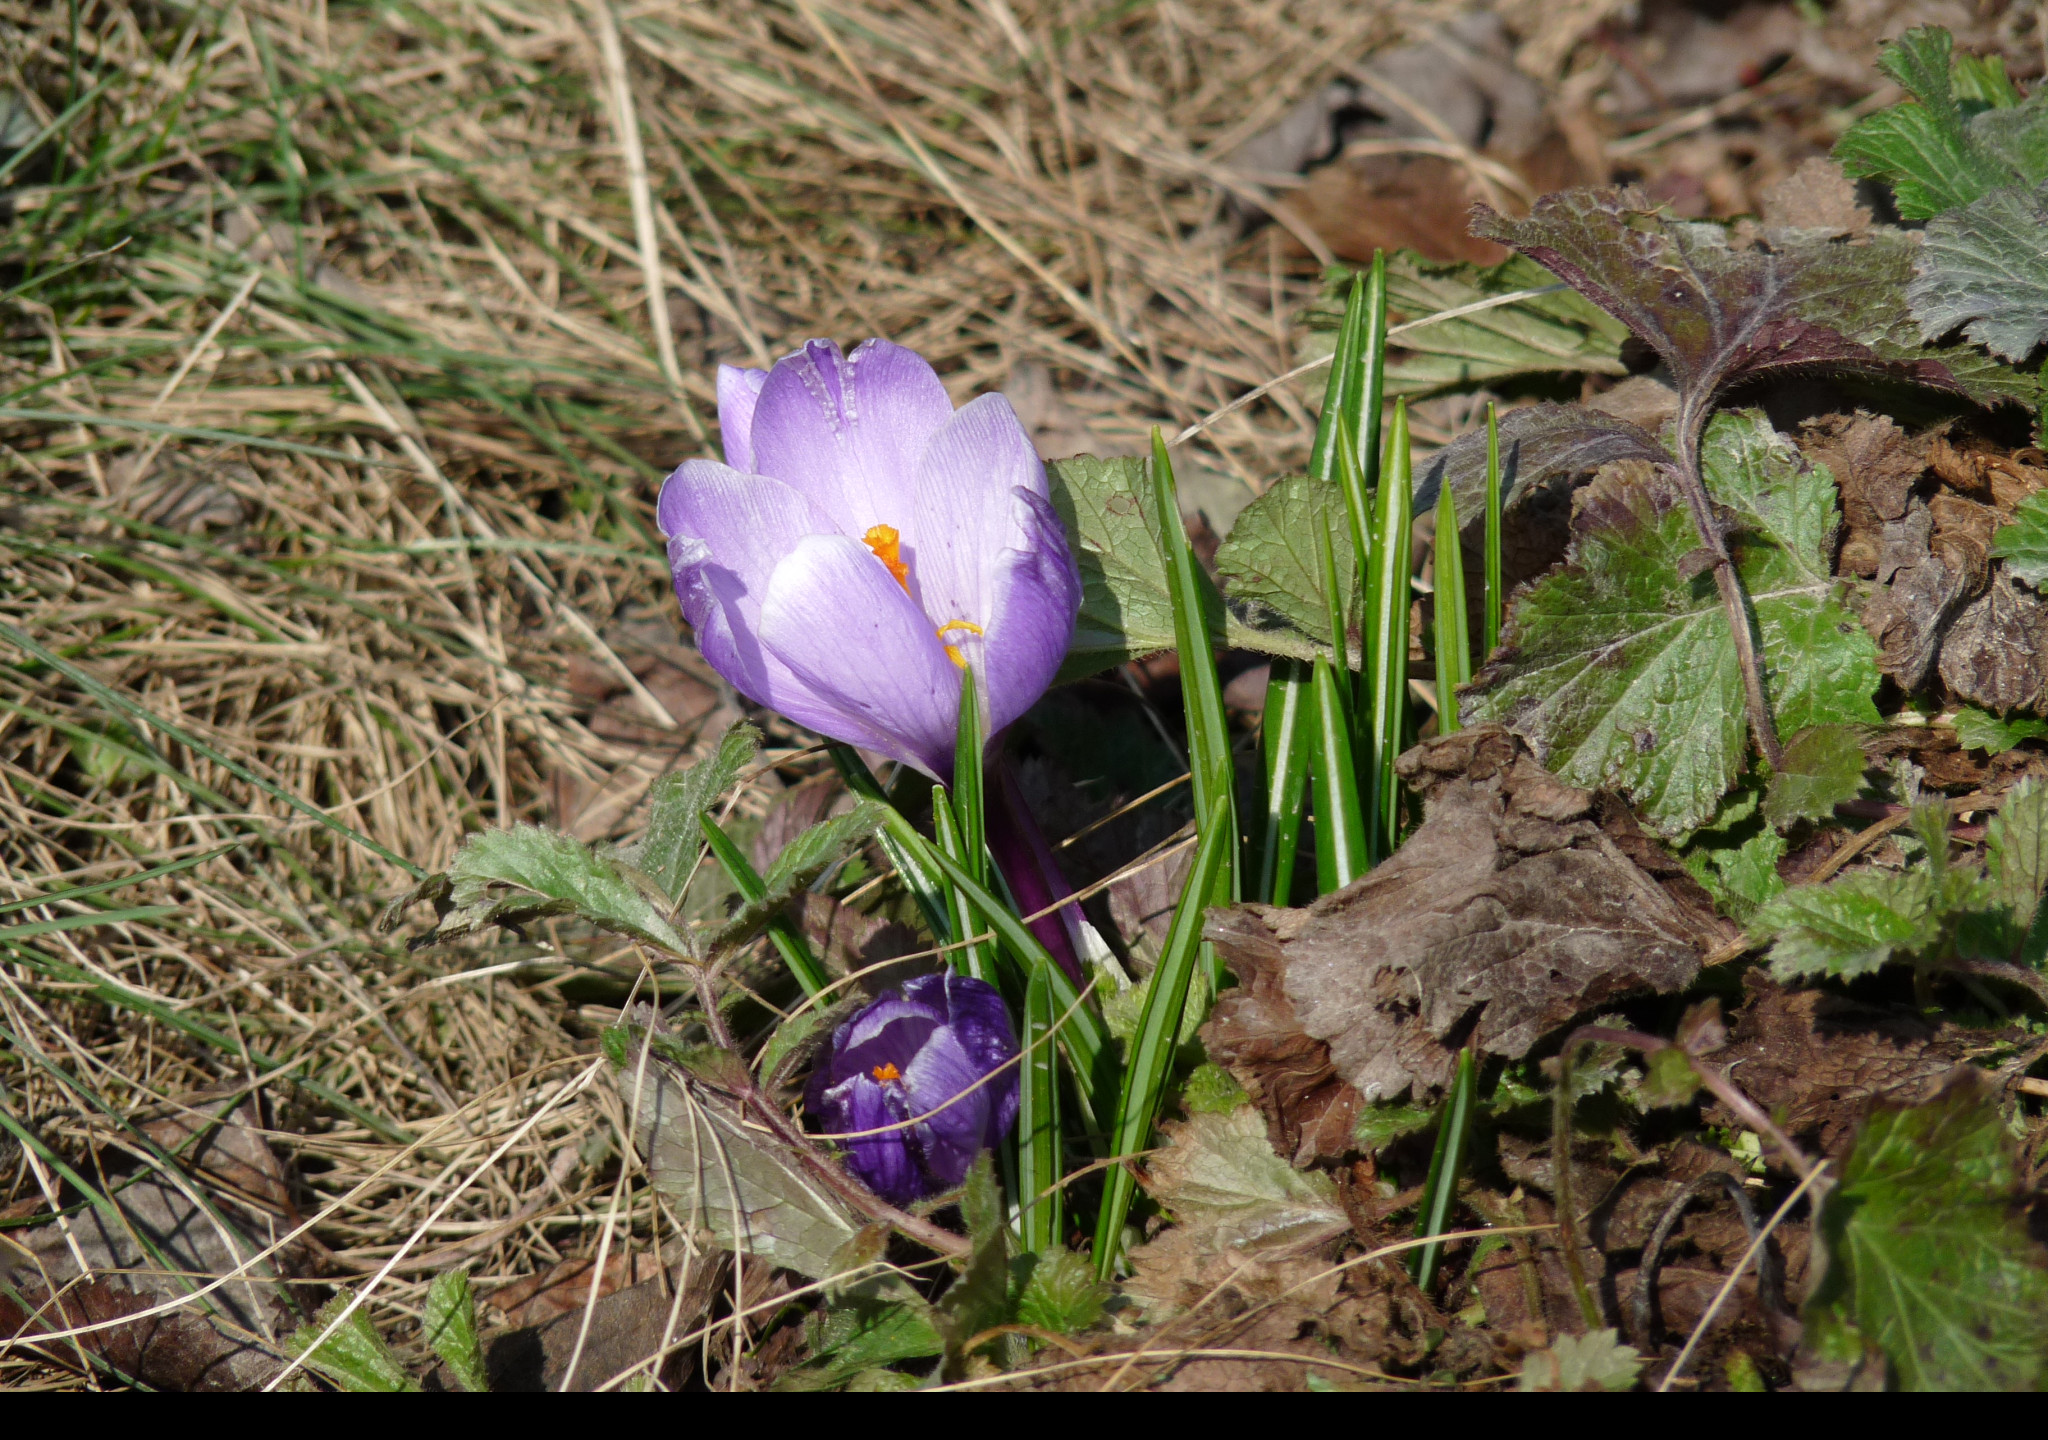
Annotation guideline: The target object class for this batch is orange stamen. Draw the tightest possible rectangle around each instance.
[862,524,911,592]
[870,1062,901,1083]
[936,619,984,670]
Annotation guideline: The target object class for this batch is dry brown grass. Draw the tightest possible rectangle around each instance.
[1,0,1464,1389]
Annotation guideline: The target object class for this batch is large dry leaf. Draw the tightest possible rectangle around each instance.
[1205,727,1714,1155]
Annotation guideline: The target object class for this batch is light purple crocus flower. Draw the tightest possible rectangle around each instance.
[658,339,1081,782]
[805,973,1019,1204]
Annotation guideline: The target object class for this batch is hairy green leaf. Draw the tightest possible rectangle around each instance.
[1178,1062,1249,1116]
[1468,412,1881,834]
[289,1295,418,1393]
[1046,456,1318,680]
[618,1038,859,1279]
[1354,1100,1437,1154]
[780,1290,942,1391]
[936,1154,1013,1371]
[1765,724,1869,829]
[1518,1328,1643,1392]
[1012,1247,1108,1335]
[1754,869,1943,980]
[1954,705,2048,754]
[709,800,887,952]
[1987,777,2048,928]
[1300,252,1628,397]
[1684,826,1787,921]
[624,722,760,900]
[423,1269,488,1393]
[1992,486,2048,592]
[1910,181,2048,362]
[1472,186,2040,418]
[1806,1074,2048,1390]
[1835,28,2048,220]
[1639,1047,1703,1109]
[1143,1107,1348,1252]
[420,824,688,953]
[1213,471,1357,658]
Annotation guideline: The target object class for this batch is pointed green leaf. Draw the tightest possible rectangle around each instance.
[709,801,888,953]
[1909,180,2048,362]
[423,1269,488,1393]
[1806,1074,2048,1391]
[1468,412,1881,835]
[1138,1106,1347,1253]
[1987,777,2048,928]
[1764,724,1869,829]
[627,722,760,900]
[1753,869,1942,980]
[1954,705,2048,754]
[1213,472,1357,657]
[1835,27,2024,218]
[431,825,688,953]
[1012,1247,1107,1335]
[1045,454,1317,680]
[289,1295,419,1393]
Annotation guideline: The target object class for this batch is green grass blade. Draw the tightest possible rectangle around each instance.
[1484,401,1504,658]
[1255,660,1311,906]
[952,666,987,889]
[1363,401,1414,858]
[827,743,954,944]
[909,824,1118,1137]
[1306,274,1365,484]
[699,814,831,997]
[932,786,996,985]
[1433,470,1472,735]
[1093,796,1234,1278]
[1018,957,1064,1254]
[0,842,245,918]
[1309,659,1368,894]
[1148,430,1240,944]
[1410,1046,1479,1291]
[0,621,425,878]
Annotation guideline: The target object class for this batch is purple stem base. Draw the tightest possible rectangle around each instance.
[984,756,1086,986]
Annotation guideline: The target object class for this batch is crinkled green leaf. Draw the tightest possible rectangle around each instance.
[618,1038,859,1279]
[1805,1073,2048,1391]
[1143,1107,1347,1251]
[1754,869,1942,980]
[1012,1247,1108,1335]
[1046,456,1318,681]
[1987,776,2048,928]
[423,1269,488,1393]
[621,722,760,901]
[1468,411,1881,834]
[1954,705,2048,754]
[709,800,887,952]
[1518,1328,1643,1392]
[935,1154,1013,1369]
[1212,471,1356,660]
[1300,252,1628,397]
[1354,1100,1436,1154]
[1909,181,2048,363]
[1178,1062,1249,1116]
[1765,724,1870,829]
[421,824,688,953]
[1684,825,1787,921]
[779,1290,942,1391]
[289,1295,419,1393]
[1413,402,1670,534]
[1993,484,2048,593]
[1639,1047,1702,1109]
[1472,186,2041,416]
[1834,27,2030,219]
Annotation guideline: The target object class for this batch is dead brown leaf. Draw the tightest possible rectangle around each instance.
[1205,727,1716,1163]
[0,1276,284,1391]
[1758,157,1871,237]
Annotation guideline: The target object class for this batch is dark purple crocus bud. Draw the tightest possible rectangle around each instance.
[804,973,1019,1205]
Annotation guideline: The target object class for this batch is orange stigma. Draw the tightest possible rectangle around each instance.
[862,524,911,592]
[936,619,984,669]
[870,1062,901,1083]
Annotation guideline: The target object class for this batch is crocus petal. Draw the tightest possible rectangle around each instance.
[759,534,962,778]
[979,488,1083,735]
[827,1074,921,1205]
[716,365,769,473]
[923,972,1021,1148]
[903,1028,994,1191]
[660,464,916,753]
[748,340,954,541]
[906,393,1049,633]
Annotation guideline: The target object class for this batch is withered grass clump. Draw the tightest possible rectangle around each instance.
[0,0,1413,1389]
